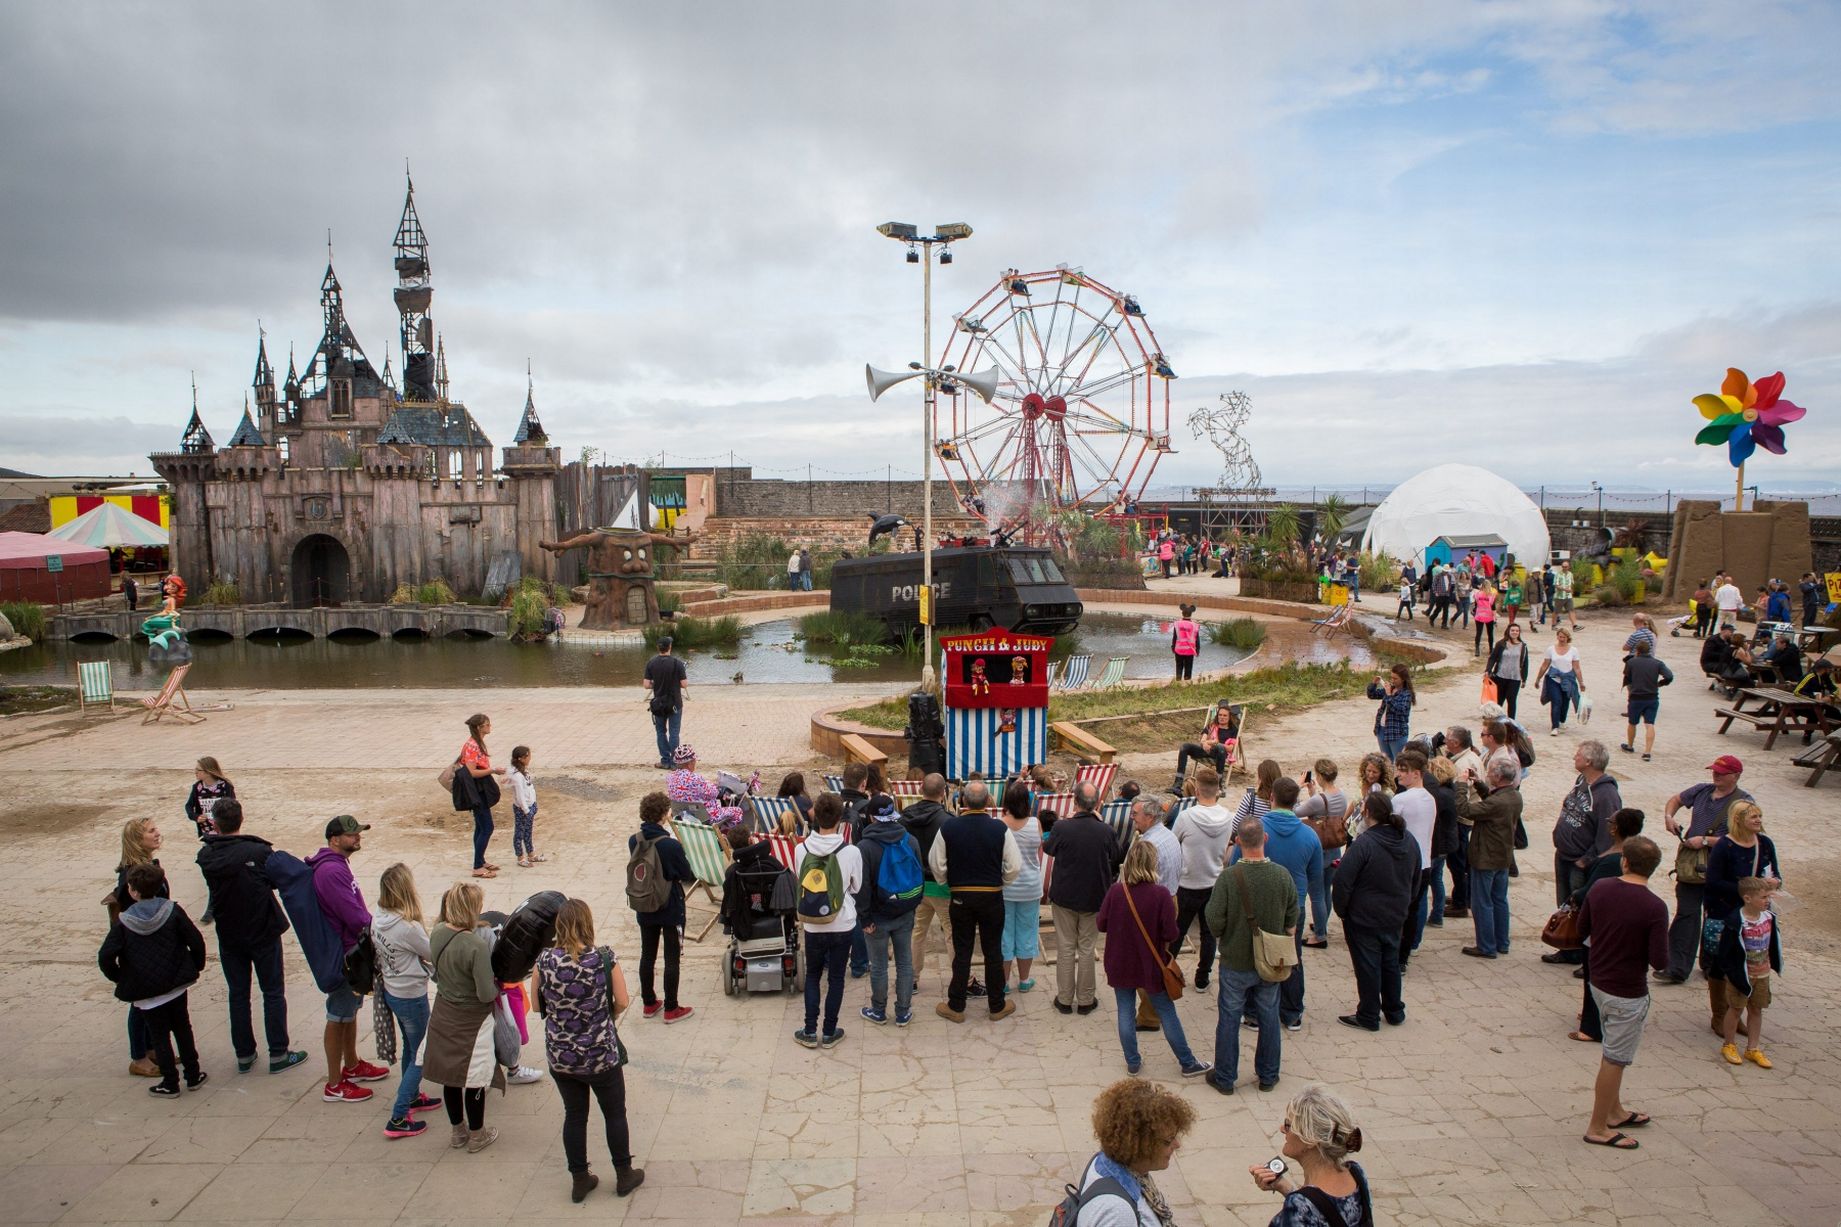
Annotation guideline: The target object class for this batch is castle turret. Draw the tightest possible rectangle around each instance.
[393,173,438,402]
[150,378,219,584]
[252,328,277,435]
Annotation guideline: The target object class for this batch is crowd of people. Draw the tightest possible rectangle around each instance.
[95,589,1804,1221]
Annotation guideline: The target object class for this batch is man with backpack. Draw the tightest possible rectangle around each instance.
[627,791,695,1024]
[195,799,307,1075]
[835,762,874,978]
[306,815,388,1103]
[928,781,1022,1023]
[853,796,924,1026]
[795,794,863,1047]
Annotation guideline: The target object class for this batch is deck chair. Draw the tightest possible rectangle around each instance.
[141,663,204,725]
[1054,654,1092,691]
[1166,796,1198,826]
[822,773,846,794]
[77,661,116,714]
[1309,603,1353,638]
[671,800,713,825]
[761,831,805,874]
[888,779,925,800]
[747,796,802,835]
[1043,660,1059,689]
[1099,799,1134,847]
[1074,762,1117,802]
[668,818,730,941]
[1035,791,1079,821]
[1088,657,1128,691]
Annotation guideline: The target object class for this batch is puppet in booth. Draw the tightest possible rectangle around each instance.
[1009,655,1029,685]
[996,708,1017,735]
[968,657,990,696]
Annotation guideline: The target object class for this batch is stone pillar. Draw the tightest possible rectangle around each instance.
[501,444,562,583]
[149,452,217,587]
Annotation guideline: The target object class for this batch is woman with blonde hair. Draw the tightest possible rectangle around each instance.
[1096,842,1210,1080]
[421,881,504,1152]
[373,864,438,1140]
[1068,1078,1198,1224]
[1249,1084,1372,1225]
[536,899,645,1201]
[112,817,166,1076]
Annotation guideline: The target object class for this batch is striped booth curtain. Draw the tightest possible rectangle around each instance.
[945,706,1047,780]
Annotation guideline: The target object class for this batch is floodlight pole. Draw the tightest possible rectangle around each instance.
[878,224,971,688]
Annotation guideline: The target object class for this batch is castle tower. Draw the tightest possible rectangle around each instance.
[393,173,438,402]
[150,378,220,584]
[252,328,277,435]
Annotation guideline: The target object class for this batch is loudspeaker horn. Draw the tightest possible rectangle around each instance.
[866,364,921,401]
[956,366,1000,404]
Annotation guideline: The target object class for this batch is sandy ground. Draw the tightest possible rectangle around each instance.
[0,582,1836,1225]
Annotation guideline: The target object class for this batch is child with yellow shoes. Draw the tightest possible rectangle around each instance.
[1714,876,1781,1069]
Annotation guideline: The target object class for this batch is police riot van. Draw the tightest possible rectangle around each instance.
[828,544,1083,640]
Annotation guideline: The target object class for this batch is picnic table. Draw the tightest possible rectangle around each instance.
[1714,686,1837,751]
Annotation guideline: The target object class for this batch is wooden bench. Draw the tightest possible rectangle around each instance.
[1794,733,1840,787]
[839,733,888,772]
[1050,721,1117,764]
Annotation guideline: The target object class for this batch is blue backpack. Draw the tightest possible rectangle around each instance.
[873,833,923,917]
[265,850,348,993]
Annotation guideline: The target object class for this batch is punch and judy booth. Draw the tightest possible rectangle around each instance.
[941,629,1053,779]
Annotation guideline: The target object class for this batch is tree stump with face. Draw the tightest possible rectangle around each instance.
[540,529,697,630]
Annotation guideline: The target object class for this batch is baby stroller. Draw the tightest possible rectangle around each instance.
[719,839,800,995]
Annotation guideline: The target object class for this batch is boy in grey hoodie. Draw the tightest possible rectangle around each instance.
[98,863,208,1096]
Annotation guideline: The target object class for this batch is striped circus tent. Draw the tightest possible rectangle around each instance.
[946,705,1046,780]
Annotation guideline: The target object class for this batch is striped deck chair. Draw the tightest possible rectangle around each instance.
[747,796,802,835]
[1053,654,1091,691]
[1043,660,1059,689]
[761,831,804,875]
[141,663,204,725]
[1309,603,1353,637]
[822,773,846,794]
[1035,791,1079,821]
[77,661,116,714]
[1074,762,1117,802]
[888,779,925,801]
[1087,656,1128,691]
[668,819,730,941]
[1099,799,1134,847]
[1166,796,1198,827]
[671,800,713,825]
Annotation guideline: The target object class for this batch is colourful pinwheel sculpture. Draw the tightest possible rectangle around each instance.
[1693,368,1806,510]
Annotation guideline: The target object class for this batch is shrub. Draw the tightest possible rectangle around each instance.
[1208,617,1267,650]
[1607,555,1645,604]
[416,579,457,605]
[202,579,241,606]
[1358,551,1399,591]
[507,585,548,641]
[797,609,888,645]
[0,601,46,643]
[1592,583,1627,608]
[387,584,419,605]
[643,614,742,651]
[656,588,682,616]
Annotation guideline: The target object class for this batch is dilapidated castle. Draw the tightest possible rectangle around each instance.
[151,177,566,605]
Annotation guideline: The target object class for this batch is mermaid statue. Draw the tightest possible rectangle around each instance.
[141,574,192,663]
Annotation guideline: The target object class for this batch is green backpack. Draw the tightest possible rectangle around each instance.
[796,847,845,926]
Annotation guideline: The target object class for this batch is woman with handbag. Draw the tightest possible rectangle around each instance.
[457,714,508,879]
[1485,624,1529,721]
[1096,842,1211,1080]
[422,882,506,1153]
[536,899,645,1202]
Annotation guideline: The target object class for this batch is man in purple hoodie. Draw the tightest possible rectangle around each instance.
[306,815,388,1103]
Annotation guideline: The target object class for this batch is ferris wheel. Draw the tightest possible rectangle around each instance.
[935,267,1175,541]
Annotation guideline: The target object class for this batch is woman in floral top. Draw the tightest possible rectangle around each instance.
[664,744,720,817]
[1249,1085,1373,1226]
[536,899,646,1202]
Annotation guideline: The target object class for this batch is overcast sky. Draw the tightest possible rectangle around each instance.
[2,1,1837,496]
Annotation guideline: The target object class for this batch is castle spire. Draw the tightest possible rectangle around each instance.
[393,169,437,400]
[228,394,267,448]
[434,333,450,401]
[252,323,274,390]
[514,359,547,443]
[180,373,215,453]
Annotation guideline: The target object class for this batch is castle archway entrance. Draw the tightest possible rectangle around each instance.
[291,534,351,608]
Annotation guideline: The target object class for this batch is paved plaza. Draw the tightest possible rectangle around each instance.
[1,593,1836,1225]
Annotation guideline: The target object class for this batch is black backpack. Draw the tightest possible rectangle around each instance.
[1047,1175,1130,1227]
[342,927,377,995]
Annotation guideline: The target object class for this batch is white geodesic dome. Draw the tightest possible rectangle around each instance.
[1361,464,1550,568]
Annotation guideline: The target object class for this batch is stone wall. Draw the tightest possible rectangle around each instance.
[1662,500,1815,601]
[686,515,984,561]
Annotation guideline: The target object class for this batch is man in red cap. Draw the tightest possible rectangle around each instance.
[1658,757,1751,1008]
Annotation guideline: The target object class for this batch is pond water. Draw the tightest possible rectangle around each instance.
[0,612,1259,690]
